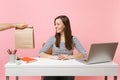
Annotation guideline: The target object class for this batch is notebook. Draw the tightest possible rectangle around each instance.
[79,42,118,64]
[20,57,37,63]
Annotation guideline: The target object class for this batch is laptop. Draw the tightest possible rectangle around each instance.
[78,42,118,64]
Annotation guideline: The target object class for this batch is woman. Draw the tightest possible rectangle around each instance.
[39,15,87,80]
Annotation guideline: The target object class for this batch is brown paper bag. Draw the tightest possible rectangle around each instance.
[15,27,35,49]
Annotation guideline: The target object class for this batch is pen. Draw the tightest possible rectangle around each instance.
[8,49,12,55]
[13,49,17,54]
[7,49,17,55]
[7,49,10,55]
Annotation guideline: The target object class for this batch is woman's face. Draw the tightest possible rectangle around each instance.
[55,18,65,34]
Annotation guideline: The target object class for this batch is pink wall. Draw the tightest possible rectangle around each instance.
[0,0,120,80]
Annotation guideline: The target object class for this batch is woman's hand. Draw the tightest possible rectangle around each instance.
[50,55,59,60]
[57,53,85,60]
[57,54,70,60]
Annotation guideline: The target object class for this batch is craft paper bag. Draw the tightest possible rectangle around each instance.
[15,27,35,49]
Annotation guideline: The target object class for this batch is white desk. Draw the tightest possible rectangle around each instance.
[5,58,118,80]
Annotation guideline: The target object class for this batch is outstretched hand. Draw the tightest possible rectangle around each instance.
[14,23,28,29]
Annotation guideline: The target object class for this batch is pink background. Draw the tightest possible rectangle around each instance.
[0,0,120,80]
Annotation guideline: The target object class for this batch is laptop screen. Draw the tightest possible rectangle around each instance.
[86,42,118,64]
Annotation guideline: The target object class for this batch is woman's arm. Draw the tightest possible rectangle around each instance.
[57,53,84,60]
[58,36,87,60]
[71,36,87,59]
[68,53,84,59]
[39,36,58,59]
[39,52,58,59]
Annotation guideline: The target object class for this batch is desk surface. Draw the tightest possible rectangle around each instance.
[5,58,118,76]
[5,58,118,67]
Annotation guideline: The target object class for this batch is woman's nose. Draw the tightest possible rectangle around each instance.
[55,26,58,29]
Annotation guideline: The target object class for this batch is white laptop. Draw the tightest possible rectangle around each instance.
[78,42,118,64]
